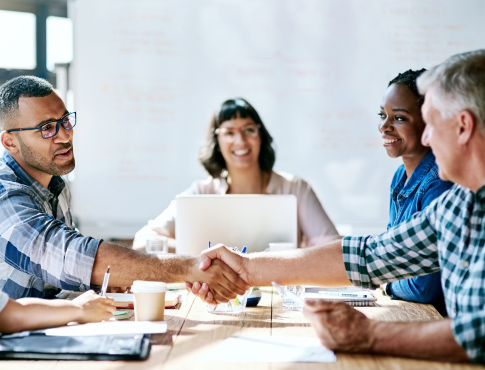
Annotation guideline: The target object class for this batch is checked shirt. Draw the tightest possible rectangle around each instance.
[0,152,100,299]
[342,184,485,364]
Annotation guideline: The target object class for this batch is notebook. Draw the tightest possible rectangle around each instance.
[305,287,377,307]
[106,292,181,309]
[175,194,297,256]
[0,334,150,361]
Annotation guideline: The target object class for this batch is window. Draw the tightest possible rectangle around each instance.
[47,16,73,71]
[0,10,36,70]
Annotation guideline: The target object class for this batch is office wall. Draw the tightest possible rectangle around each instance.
[71,0,485,238]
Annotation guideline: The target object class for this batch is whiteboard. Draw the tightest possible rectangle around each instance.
[70,0,485,238]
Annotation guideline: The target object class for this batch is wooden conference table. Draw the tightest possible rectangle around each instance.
[4,288,482,369]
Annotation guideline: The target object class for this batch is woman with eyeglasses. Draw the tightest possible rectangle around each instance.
[378,69,453,316]
[133,98,339,250]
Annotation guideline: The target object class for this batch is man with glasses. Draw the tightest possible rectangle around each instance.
[0,76,249,302]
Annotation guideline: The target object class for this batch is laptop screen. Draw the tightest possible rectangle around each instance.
[175,194,297,256]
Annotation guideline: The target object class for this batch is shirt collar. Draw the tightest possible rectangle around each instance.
[3,151,65,200]
[393,151,436,197]
[475,182,485,201]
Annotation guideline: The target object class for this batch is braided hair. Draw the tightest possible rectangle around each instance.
[388,69,427,105]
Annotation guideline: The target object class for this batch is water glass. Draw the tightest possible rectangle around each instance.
[282,285,305,311]
[146,234,168,256]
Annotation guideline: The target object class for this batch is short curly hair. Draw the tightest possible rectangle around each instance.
[0,76,53,131]
[388,68,427,106]
[198,98,276,178]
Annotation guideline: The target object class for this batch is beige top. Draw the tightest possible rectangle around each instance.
[133,171,339,249]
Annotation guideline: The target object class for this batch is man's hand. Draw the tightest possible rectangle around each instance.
[303,299,375,353]
[187,244,251,303]
[187,254,250,304]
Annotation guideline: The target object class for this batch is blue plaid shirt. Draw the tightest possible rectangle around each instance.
[342,184,485,364]
[0,152,100,299]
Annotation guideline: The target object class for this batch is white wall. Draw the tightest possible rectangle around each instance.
[71,0,485,238]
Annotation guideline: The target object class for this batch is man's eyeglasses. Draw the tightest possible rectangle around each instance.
[214,124,260,142]
[6,112,76,139]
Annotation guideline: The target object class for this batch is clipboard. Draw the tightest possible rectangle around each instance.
[0,333,151,361]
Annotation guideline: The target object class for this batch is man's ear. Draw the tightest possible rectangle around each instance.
[0,131,19,153]
[457,110,475,146]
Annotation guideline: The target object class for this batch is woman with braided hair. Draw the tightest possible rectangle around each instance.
[378,69,453,316]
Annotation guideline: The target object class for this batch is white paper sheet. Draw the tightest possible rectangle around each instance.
[209,336,336,363]
[44,321,167,336]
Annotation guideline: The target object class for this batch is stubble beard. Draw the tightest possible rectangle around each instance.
[17,137,75,177]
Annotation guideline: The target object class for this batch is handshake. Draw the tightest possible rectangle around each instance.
[185,243,253,305]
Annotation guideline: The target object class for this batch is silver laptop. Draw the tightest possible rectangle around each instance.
[175,194,297,256]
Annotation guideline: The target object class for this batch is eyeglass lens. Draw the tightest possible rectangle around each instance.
[41,113,76,139]
[217,126,259,142]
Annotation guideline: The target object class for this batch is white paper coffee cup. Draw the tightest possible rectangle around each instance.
[131,281,167,321]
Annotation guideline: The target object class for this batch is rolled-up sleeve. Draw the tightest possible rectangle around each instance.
[342,206,440,289]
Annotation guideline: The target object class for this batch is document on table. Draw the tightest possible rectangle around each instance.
[43,321,167,336]
[209,336,336,363]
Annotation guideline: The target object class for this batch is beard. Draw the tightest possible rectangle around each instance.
[17,136,75,177]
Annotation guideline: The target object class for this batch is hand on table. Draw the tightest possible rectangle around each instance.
[303,299,375,353]
[187,253,250,304]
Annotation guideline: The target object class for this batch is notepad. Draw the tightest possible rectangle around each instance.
[106,292,181,309]
[210,336,336,363]
[305,287,377,306]
[44,321,167,336]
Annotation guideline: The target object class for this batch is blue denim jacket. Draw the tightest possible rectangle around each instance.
[387,151,453,305]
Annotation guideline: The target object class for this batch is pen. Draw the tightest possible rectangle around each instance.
[100,265,110,296]
[241,246,247,253]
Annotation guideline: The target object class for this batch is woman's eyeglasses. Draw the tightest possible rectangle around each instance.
[214,124,260,142]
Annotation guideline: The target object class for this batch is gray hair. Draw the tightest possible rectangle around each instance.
[0,76,54,131]
[417,49,485,131]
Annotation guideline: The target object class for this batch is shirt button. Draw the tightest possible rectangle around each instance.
[462,260,469,269]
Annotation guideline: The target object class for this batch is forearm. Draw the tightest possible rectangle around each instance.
[91,241,197,286]
[247,240,351,287]
[369,319,469,362]
[0,299,82,333]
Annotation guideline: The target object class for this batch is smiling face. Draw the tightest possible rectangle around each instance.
[378,83,429,160]
[216,113,261,173]
[7,92,75,187]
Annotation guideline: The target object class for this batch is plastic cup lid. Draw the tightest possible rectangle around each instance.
[131,280,167,293]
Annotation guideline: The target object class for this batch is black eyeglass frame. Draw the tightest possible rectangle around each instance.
[6,112,77,139]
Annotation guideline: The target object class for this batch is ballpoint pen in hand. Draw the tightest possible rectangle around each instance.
[271,281,304,305]
[101,265,110,296]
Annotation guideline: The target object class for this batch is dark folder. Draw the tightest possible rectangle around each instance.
[0,333,151,361]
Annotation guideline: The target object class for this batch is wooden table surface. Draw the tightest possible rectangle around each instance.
[4,288,483,369]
